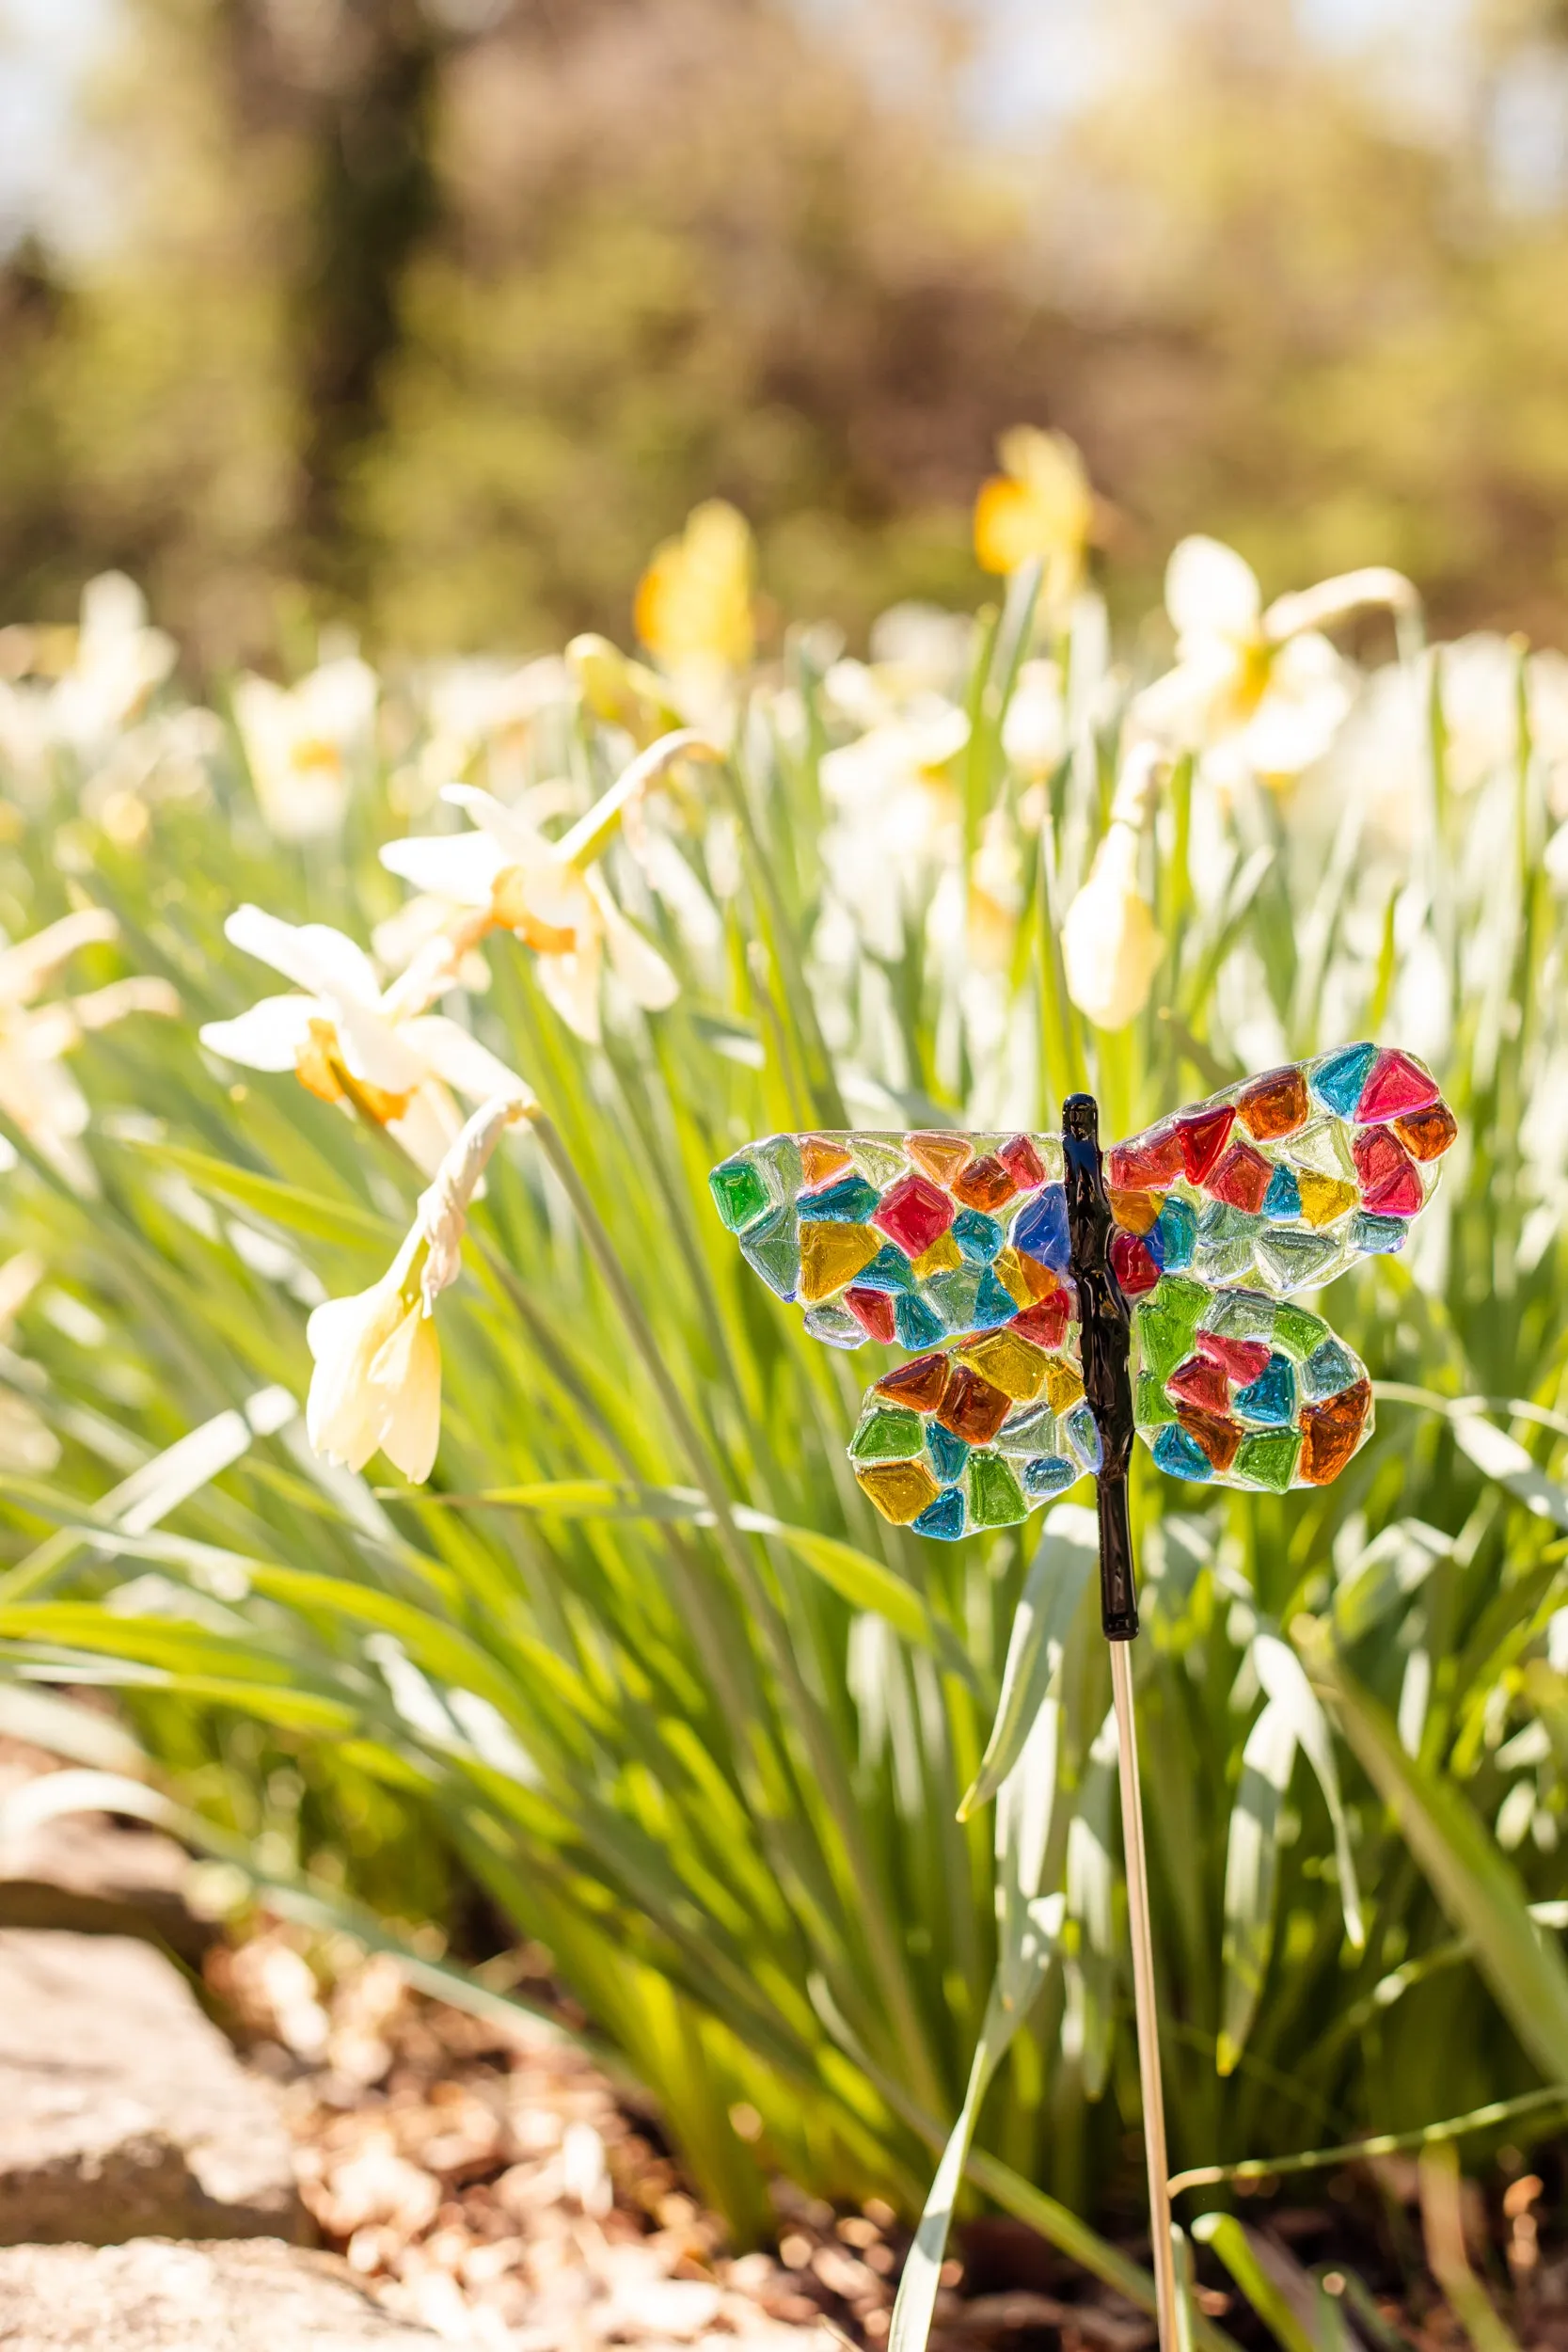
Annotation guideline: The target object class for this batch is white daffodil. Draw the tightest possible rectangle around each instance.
[232,657,377,842]
[0,909,180,1187]
[199,908,523,1176]
[1135,536,1416,787]
[307,1092,533,1483]
[1061,750,1165,1031]
[50,574,177,753]
[817,699,968,961]
[380,731,717,1045]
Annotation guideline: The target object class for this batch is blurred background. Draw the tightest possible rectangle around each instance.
[5,0,1568,664]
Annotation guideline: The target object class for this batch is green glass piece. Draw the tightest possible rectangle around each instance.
[849,1406,926,1463]
[967,1450,1027,1527]
[710,1153,773,1233]
[1273,1300,1328,1359]
[752,1133,804,1200]
[1135,1277,1207,1381]
[1200,1287,1276,1343]
[1233,1428,1303,1491]
[849,1136,909,1187]
[1194,1202,1257,1284]
[738,1205,799,1300]
[997,1399,1055,1456]
[1254,1225,1343,1294]
[1351,1211,1409,1255]
[1136,1371,1176,1427]
[803,1300,863,1350]
[923,1266,982,1332]
[1287,1119,1354,1181]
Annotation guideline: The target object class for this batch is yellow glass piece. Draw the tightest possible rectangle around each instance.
[856,1458,941,1525]
[1040,1355,1085,1412]
[959,1329,1050,1402]
[911,1230,962,1279]
[800,1136,853,1185]
[1296,1172,1358,1229]
[991,1247,1037,1308]
[800,1222,879,1302]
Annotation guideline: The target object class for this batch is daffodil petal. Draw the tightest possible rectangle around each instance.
[593,879,678,1011]
[380,834,504,906]
[1165,535,1261,644]
[441,785,554,865]
[397,1016,525,1104]
[534,945,603,1043]
[198,994,319,1073]
[225,906,381,1007]
[386,1083,461,1177]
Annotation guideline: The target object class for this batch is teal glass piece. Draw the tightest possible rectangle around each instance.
[1234,1428,1302,1490]
[1311,1041,1377,1119]
[1022,1454,1078,1500]
[849,1406,925,1463]
[926,1421,969,1485]
[895,1292,946,1350]
[752,1133,804,1200]
[799,1172,880,1223]
[1154,1196,1196,1270]
[913,1486,967,1540]
[1194,1202,1257,1284]
[1304,1336,1360,1399]
[1234,1353,1296,1426]
[1262,1163,1301,1220]
[997,1399,1054,1455]
[1273,1300,1328,1359]
[1200,1287,1276,1343]
[967,1450,1027,1527]
[1152,1422,1213,1481]
[855,1243,915,1294]
[1136,1370,1175,1426]
[973,1268,1021,1329]
[848,1136,908,1186]
[710,1154,773,1233]
[739,1205,799,1300]
[1351,1211,1408,1254]
[1254,1224,1342,1292]
[1065,1402,1101,1470]
[803,1300,863,1349]
[952,1208,1004,1263]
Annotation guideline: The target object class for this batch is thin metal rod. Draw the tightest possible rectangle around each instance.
[1110,1641,1178,2352]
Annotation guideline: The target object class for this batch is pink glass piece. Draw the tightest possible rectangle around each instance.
[1353,1123,1412,1200]
[1196,1330,1273,1384]
[872,1172,954,1257]
[999,1134,1047,1192]
[1166,1354,1232,1413]
[1110,1230,1159,1296]
[1107,1124,1184,1192]
[1356,1049,1439,1124]
[844,1286,896,1343]
[1177,1104,1236,1186]
[1206,1139,1274,1213]
[1364,1158,1424,1217]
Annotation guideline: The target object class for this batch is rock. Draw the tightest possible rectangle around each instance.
[0,1931,306,2244]
[0,1809,211,1963]
[0,2239,442,2350]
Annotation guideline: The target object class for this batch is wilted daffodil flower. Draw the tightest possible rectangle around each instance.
[231,656,377,842]
[974,426,1096,614]
[1061,748,1165,1031]
[200,909,524,1175]
[1135,535,1416,788]
[307,1090,533,1482]
[380,730,719,1046]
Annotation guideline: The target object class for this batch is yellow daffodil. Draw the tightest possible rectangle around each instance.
[634,501,756,674]
[974,427,1095,612]
[232,657,377,842]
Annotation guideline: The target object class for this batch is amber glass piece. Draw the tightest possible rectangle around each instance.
[1174,1404,1243,1474]
[1299,1377,1371,1484]
[1109,1187,1163,1235]
[799,1222,879,1302]
[856,1458,942,1525]
[1237,1066,1310,1141]
[907,1133,974,1187]
[800,1136,853,1185]
[953,1153,1017,1213]
[936,1361,1012,1445]
[875,1353,950,1411]
[1040,1354,1085,1413]
[959,1329,1050,1402]
[1395,1101,1458,1164]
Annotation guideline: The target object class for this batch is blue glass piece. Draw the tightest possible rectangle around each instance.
[1350,1211,1408,1255]
[798,1172,880,1222]
[1152,1423,1214,1482]
[1311,1041,1377,1119]
[1154,1196,1197,1271]
[895,1291,946,1350]
[913,1486,967,1540]
[854,1243,914,1294]
[1304,1336,1360,1400]
[1262,1163,1302,1220]
[1013,1184,1069,1272]
[1022,1454,1078,1500]
[1233,1352,1296,1426]
[924,1267,981,1331]
[927,1422,970,1484]
[1065,1402,1102,1471]
[973,1269,1022,1330]
[1143,1220,1166,1271]
[952,1208,1004,1263]
[738,1205,799,1301]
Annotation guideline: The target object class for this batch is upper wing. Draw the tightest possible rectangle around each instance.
[710,1128,1096,1536]
[1114,1043,1455,1490]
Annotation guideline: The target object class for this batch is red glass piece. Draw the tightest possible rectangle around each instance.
[1107,1123,1184,1192]
[1395,1101,1457,1164]
[875,1354,949,1411]
[1355,1049,1439,1124]
[952,1153,1017,1212]
[1176,1104,1235,1185]
[1013,1294,1069,1350]
[1364,1159,1424,1217]
[844,1286,896,1343]
[1237,1066,1310,1141]
[1174,1405,1243,1474]
[1109,1230,1160,1296]
[1299,1378,1371,1483]
[1166,1354,1232,1413]
[999,1135,1047,1192]
[1352,1124,1413,1199]
[872,1171,955,1258]
[1196,1330,1273,1384]
[1206,1139,1274,1213]
[936,1361,1012,1445]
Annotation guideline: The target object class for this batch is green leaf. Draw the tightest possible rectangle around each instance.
[1191,2214,1317,2352]
[960,1502,1097,1818]
[1219,1697,1295,2075]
